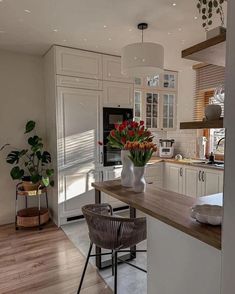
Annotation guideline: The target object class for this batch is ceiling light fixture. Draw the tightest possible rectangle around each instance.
[53,29,58,32]
[172,3,176,6]
[121,23,164,78]
[24,9,31,13]
[194,16,198,20]
[103,25,107,28]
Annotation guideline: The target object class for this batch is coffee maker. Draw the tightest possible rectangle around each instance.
[159,139,175,158]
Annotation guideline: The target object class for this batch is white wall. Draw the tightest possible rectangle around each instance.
[0,50,45,225]
[222,0,235,292]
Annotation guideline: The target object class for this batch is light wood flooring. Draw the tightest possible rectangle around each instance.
[0,222,111,294]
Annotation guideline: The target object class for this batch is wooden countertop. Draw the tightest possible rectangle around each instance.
[92,180,222,250]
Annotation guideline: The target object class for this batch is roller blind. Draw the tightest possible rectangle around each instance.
[194,64,225,121]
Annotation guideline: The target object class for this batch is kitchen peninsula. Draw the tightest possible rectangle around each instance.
[92,180,222,294]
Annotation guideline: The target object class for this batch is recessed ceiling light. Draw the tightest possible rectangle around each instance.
[108,38,112,41]
[63,39,67,42]
[53,29,58,32]
[103,25,107,28]
[172,3,176,6]
[24,9,31,13]
[129,28,133,32]
[178,28,182,31]
[194,16,198,20]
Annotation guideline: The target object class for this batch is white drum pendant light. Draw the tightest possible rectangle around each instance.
[121,23,164,77]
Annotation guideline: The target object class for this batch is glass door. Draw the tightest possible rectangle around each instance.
[145,92,159,129]
[162,93,175,129]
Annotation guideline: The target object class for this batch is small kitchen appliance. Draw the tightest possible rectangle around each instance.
[198,136,207,159]
[159,139,175,158]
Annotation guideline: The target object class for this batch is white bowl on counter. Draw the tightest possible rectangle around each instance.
[191,204,223,226]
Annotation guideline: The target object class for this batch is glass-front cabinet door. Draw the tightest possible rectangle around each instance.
[145,92,159,129]
[134,90,142,122]
[162,93,175,129]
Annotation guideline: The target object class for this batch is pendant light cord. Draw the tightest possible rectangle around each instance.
[142,29,144,43]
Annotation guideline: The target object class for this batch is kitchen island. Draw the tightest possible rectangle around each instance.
[92,180,222,294]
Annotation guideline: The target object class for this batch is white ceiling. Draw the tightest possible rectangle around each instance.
[0,0,227,66]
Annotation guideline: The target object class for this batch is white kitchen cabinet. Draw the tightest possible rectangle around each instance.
[102,55,133,83]
[184,166,201,197]
[56,87,101,224]
[165,163,224,198]
[201,169,224,196]
[56,75,102,90]
[164,163,184,194]
[145,163,163,188]
[55,46,102,79]
[102,81,134,108]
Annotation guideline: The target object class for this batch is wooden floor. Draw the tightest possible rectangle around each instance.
[0,222,112,294]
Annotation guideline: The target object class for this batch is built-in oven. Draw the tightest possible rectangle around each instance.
[103,107,133,166]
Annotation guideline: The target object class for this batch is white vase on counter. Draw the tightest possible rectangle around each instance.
[121,150,134,187]
[133,166,146,193]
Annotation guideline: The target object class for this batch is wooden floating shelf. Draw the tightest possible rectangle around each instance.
[182,33,226,66]
[180,118,224,129]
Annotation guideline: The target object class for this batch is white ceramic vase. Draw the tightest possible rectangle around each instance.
[121,150,134,187]
[133,166,146,193]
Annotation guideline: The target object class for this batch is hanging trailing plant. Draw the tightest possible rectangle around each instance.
[197,0,225,31]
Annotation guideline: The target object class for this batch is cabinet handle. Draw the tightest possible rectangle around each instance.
[198,170,202,181]
[180,168,183,177]
[100,151,103,165]
[101,171,104,182]
[202,171,205,182]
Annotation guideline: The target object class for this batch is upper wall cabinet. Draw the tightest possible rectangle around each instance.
[102,55,133,83]
[55,46,102,79]
[103,81,134,108]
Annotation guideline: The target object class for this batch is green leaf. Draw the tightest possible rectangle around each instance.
[6,151,20,164]
[41,151,51,164]
[28,136,41,146]
[25,120,36,134]
[42,176,50,187]
[50,180,55,187]
[46,168,54,177]
[31,174,41,184]
[10,166,24,180]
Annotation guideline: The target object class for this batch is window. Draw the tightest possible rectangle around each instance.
[194,65,225,158]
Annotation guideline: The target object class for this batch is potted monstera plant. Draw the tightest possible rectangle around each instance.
[1,120,54,191]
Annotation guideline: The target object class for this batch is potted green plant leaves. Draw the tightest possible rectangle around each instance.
[1,120,54,191]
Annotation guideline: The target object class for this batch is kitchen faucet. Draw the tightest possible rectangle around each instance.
[216,137,225,150]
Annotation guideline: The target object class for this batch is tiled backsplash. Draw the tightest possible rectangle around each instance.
[152,129,198,158]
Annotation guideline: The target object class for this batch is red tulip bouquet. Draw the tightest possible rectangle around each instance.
[107,120,153,149]
[124,141,157,167]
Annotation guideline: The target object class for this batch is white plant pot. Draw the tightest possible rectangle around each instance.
[205,104,222,121]
[133,166,146,193]
[121,150,134,187]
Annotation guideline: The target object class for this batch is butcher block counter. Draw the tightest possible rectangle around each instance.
[92,180,222,294]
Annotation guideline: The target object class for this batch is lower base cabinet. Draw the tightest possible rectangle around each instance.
[164,163,223,198]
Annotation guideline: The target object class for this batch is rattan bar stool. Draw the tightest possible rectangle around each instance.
[77,203,147,294]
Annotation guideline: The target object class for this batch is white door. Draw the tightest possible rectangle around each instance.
[101,167,124,208]
[57,87,101,223]
[55,46,102,79]
[102,81,134,108]
[184,167,200,198]
[202,169,223,196]
[102,55,133,83]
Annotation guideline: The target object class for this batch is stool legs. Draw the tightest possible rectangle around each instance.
[77,243,93,294]
[114,250,118,294]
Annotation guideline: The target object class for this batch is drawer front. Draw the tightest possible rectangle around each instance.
[56,46,102,79]
[57,75,102,90]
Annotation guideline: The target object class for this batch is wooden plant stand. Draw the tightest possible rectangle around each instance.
[15,183,49,230]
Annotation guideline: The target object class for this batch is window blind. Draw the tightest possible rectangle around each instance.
[194,64,225,121]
